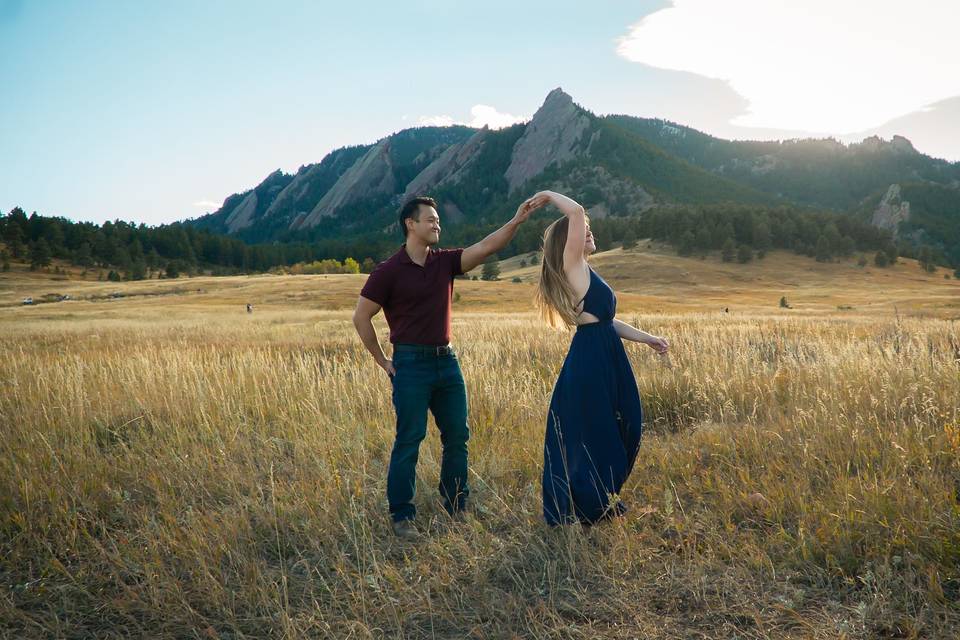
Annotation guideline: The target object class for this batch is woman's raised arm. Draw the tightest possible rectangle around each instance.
[535,191,586,273]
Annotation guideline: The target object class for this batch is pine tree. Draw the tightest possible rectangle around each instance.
[717,222,736,251]
[815,235,832,262]
[822,223,842,255]
[918,246,936,273]
[754,222,772,253]
[837,236,855,257]
[129,238,145,265]
[29,238,52,270]
[481,255,500,281]
[147,248,162,270]
[874,251,889,267]
[74,242,94,267]
[129,260,147,280]
[114,247,132,273]
[721,238,736,262]
[737,244,753,263]
[2,221,26,259]
[883,242,898,265]
[694,228,712,256]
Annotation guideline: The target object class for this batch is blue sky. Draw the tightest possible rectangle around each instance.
[2,0,957,226]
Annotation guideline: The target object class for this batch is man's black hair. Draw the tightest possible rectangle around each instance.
[398,196,437,238]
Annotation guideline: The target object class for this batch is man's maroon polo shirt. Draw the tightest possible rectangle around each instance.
[360,245,465,346]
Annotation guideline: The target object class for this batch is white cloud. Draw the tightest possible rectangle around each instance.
[192,200,220,209]
[616,0,960,133]
[418,104,527,130]
[418,114,459,127]
[467,105,526,129]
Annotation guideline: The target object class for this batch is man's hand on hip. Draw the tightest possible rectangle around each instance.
[378,358,397,378]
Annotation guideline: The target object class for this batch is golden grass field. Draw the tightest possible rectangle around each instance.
[1,245,959,638]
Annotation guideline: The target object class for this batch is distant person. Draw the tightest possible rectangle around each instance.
[246,303,253,314]
[534,191,669,526]
[353,194,544,540]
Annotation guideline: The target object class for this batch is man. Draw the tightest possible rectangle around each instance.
[353,194,544,540]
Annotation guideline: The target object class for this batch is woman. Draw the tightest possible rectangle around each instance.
[533,190,669,526]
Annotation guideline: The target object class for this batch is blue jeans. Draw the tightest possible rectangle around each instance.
[388,345,470,522]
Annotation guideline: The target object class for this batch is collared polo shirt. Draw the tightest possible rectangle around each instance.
[360,245,465,346]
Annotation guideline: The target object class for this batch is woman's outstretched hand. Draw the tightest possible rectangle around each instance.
[645,335,669,354]
[512,193,550,224]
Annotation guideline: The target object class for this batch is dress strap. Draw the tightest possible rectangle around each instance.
[573,267,592,316]
[574,294,587,316]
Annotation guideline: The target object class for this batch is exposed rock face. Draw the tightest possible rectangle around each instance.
[857,135,885,152]
[224,191,257,233]
[659,122,685,138]
[296,140,397,228]
[265,148,366,221]
[403,129,489,200]
[265,166,317,219]
[749,154,779,176]
[441,201,464,224]
[504,88,591,192]
[890,135,918,154]
[218,169,292,233]
[854,134,919,155]
[871,183,910,235]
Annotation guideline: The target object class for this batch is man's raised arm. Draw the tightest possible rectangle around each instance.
[460,194,548,273]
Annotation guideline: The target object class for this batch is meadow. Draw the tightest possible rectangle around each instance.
[1,248,959,638]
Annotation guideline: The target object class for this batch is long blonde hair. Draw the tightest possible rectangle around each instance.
[535,215,587,328]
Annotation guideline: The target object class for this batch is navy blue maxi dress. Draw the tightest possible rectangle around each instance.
[543,267,644,525]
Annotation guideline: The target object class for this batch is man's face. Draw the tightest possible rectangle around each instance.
[407,205,441,245]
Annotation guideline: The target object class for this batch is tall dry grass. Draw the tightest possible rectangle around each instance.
[1,310,958,638]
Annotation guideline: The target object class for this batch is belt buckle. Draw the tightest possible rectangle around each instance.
[437,345,451,356]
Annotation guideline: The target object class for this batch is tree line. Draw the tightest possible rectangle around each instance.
[2,202,951,281]
[0,207,378,279]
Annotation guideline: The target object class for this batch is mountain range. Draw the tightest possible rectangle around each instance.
[190,89,960,265]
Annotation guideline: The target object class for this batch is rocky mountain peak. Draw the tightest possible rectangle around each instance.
[402,128,489,201]
[855,134,918,155]
[890,135,917,154]
[542,87,573,109]
[294,139,396,229]
[503,87,591,192]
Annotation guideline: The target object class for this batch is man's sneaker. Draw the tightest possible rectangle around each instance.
[392,519,419,541]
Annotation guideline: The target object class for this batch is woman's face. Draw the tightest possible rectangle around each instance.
[584,223,596,255]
